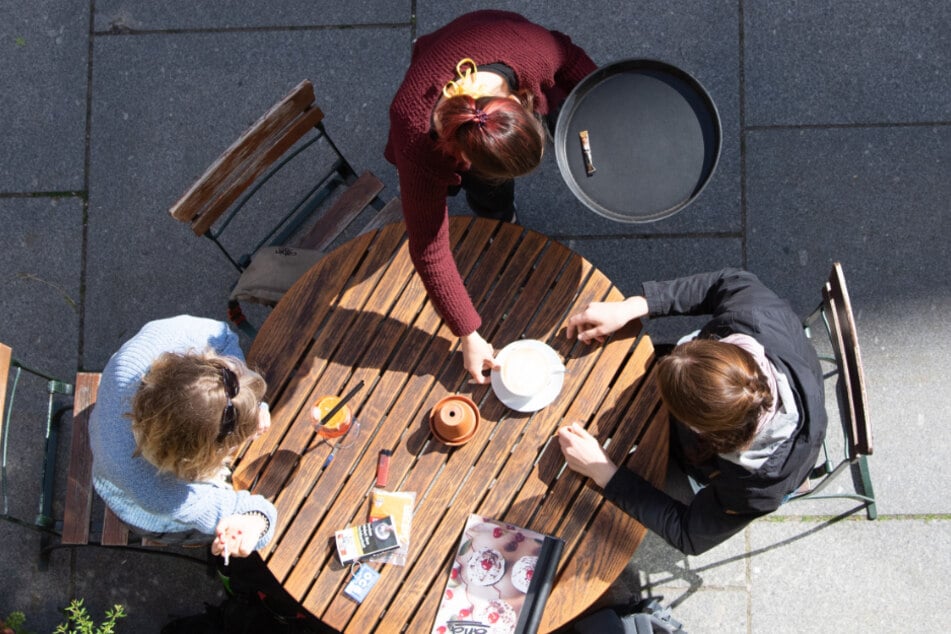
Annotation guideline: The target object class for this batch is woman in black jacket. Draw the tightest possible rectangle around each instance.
[558,268,826,555]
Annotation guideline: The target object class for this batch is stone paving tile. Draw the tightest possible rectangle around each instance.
[0,533,73,634]
[603,531,750,634]
[650,589,748,634]
[415,1,741,237]
[632,530,749,594]
[83,27,409,369]
[745,0,951,126]
[93,0,409,31]
[0,1,89,193]
[747,125,951,515]
[71,547,224,633]
[0,197,83,374]
[749,518,951,632]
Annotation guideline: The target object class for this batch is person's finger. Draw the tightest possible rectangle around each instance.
[565,320,579,340]
[568,422,590,438]
[468,367,489,384]
[565,309,593,338]
[578,326,607,344]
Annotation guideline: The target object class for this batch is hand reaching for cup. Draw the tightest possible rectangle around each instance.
[211,513,267,562]
[556,423,619,488]
[460,331,499,384]
[566,296,649,344]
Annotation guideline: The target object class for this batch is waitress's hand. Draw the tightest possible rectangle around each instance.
[211,513,267,560]
[566,296,649,344]
[460,331,498,384]
[557,423,619,488]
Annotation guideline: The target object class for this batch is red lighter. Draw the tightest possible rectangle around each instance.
[376,450,391,487]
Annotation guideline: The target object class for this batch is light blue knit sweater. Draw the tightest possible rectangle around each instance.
[88,315,276,549]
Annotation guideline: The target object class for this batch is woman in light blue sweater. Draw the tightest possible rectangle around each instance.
[89,315,276,557]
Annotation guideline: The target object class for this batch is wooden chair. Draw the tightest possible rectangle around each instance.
[787,262,877,519]
[1,345,204,567]
[168,79,403,337]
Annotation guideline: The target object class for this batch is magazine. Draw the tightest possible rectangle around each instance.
[431,514,564,634]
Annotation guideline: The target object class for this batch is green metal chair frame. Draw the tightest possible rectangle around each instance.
[1,343,73,566]
[1,345,206,569]
[788,262,877,519]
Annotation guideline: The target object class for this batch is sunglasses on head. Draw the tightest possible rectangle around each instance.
[217,366,240,443]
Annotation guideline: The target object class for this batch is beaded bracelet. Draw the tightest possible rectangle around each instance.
[243,510,270,540]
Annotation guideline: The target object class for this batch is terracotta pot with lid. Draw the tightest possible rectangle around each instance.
[430,395,480,446]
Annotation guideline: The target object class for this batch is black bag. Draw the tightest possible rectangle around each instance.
[573,597,687,634]
[161,554,333,634]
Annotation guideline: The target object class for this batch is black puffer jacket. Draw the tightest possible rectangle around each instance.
[603,269,826,555]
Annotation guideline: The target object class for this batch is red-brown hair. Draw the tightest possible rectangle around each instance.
[656,339,773,460]
[435,93,545,182]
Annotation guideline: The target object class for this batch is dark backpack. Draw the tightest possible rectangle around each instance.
[573,597,687,634]
[161,554,333,634]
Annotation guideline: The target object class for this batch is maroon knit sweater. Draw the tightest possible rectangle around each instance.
[384,10,596,336]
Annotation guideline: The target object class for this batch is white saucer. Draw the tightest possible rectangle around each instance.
[491,340,565,413]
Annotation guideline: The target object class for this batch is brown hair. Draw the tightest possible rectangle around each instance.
[131,351,266,481]
[656,339,774,461]
[434,93,545,182]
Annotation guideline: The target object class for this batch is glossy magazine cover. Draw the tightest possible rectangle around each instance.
[431,514,564,634]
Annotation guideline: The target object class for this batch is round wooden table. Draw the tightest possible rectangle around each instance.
[232,217,669,632]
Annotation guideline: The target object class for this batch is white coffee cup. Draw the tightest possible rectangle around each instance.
[500,346,551,397]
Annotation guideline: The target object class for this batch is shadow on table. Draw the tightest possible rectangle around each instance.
[301,306,457,386]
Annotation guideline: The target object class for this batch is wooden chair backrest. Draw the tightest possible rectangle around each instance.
[168,79,325,236]
[823,262,873,457]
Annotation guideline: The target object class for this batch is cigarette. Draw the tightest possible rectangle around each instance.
[222,541,230,566]
[579,130,596,176]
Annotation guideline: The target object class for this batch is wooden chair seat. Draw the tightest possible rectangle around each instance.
[61,373,131,547]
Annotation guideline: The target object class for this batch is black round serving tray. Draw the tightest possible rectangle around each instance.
[554,59,721,223]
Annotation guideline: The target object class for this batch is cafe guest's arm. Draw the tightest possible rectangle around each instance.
[558,423,752,555]
[567,296,648,343]
[602,468,755,556]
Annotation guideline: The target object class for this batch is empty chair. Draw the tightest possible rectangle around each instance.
[787,262,877,519]
[168,79,403,336]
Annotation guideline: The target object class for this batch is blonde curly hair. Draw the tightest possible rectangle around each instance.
[131,351,266,481]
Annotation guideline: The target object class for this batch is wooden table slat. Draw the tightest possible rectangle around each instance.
[234,223,408,497]
[276,219,501,594]
[260,226,420,538]
[344,253,622,630]
[236,218,671,632]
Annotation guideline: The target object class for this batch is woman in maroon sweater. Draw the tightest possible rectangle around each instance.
[385,10,596,382]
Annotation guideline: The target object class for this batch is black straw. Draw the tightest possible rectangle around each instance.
[320,379,365,425]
